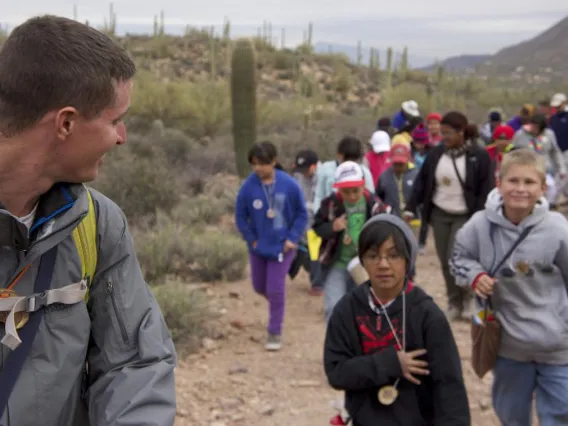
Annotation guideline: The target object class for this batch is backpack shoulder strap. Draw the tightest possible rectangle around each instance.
[72,186,98,301]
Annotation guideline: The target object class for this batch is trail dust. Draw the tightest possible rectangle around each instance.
[173,240,500,425]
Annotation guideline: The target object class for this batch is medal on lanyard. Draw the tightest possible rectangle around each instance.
[369,286,407,406]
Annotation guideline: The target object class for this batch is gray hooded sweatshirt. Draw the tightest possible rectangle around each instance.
[450,188,568,364]
[512,128,566,176]
[0,184,177,426]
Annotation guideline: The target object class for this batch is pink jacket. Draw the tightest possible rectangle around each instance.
[365,151,391,186]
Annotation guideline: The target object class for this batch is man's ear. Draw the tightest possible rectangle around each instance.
[54,107,79,140]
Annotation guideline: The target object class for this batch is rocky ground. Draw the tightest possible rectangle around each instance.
[173,237,501,426]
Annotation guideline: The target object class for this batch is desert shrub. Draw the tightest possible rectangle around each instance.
[188,230,248,282]
[379,82,431,116]
[135,212,247,284]
[130,72,230,139]
[333,66,353,95]
[134,212,194,283]
[94,147,180,222]
[152,280,211,353]
[181,137,236,194]
[181,80,231,139]
[171,194,229,227]
[267,50,297,70]
[203,173,240,213]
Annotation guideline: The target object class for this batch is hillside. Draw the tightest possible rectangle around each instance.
[420,54,491,73]
[479,15,568,80]
[313,42,434,68]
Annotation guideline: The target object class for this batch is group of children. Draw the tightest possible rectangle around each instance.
[234,104,568,425]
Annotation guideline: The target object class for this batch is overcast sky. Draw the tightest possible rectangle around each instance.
[3,1,565,61]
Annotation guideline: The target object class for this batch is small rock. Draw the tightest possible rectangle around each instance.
[228,364,249,375]
[230,319,246,330]
[290,379,320,388]
[229,291,240,299]
[202,337,217,351]
[219,397,243,410]
[176,408,189,417]
[231,413,245,421]
[249,335,262,343]
[230,376,247,385]
[478,398,491,411]
[260,405,275,416]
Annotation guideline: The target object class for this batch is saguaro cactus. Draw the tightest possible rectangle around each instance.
[231,38,258,178]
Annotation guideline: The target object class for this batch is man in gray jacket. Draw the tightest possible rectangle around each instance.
[0,16,176,426]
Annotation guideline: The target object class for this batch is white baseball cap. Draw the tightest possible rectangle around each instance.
[333,161,365,189]
[551,93,567,108]
[369,130,391,153]
[401,100,420,117]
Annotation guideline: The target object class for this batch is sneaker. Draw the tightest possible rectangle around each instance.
[418,244,426,255]
[461,298,474,321]
[309,287,323,296]
[265,333,282,351]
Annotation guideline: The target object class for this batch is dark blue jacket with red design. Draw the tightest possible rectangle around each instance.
[323,282,470,426]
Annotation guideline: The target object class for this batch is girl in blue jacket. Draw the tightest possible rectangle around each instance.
[235,141,308,351]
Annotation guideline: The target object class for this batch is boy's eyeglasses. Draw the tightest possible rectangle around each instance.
[362,253,404,265]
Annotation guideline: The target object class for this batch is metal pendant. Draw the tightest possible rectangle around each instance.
[0,289,29,330]
[266,209,276,219]
[378,385,399,405]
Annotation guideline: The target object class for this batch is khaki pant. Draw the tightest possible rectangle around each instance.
[430,206,471,309]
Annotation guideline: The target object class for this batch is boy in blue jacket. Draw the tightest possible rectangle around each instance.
[235,141,308,351]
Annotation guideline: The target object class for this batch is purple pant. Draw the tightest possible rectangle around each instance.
[249,250,295,335]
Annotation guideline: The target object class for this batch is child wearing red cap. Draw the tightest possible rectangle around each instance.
[313,161,390,323]
[487,125,515,178]
[426,113,442,146]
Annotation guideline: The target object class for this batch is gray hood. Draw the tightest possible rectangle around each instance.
[361,213,418,274]
[484,187,549,230]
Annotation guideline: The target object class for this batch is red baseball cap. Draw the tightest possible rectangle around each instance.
[390,144,411,164]
[492,125,515,141]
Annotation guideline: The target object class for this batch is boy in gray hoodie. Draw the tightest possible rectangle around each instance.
[450,148,568,426]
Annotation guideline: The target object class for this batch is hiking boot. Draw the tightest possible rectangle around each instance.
[445,305,462,322]
[265,333,282,351]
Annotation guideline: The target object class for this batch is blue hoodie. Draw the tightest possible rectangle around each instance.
[235,169,309,260]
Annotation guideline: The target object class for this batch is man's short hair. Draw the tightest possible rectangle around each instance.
[499,148,547,183]
[0,15,136,137]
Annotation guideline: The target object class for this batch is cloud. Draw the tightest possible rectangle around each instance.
[2,2,566,59]
[431,17,556,34]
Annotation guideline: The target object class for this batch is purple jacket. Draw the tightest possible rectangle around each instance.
[507,116,523,132]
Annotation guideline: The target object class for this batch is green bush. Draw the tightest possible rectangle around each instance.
[189,230,248,282]
[152,280,211,353]
[171,194,229,226]
[94,147,180,222]
[135,212,247,284]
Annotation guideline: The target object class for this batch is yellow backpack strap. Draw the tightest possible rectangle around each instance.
[72,186,98,302]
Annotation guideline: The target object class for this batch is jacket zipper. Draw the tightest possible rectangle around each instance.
[106,280,129,344]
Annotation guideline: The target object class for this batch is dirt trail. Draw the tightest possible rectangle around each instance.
[174,242,500,426]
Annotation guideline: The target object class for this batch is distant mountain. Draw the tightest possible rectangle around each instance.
[420,54,491,73]
[479,15,568,77]
[313,42,435,69]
